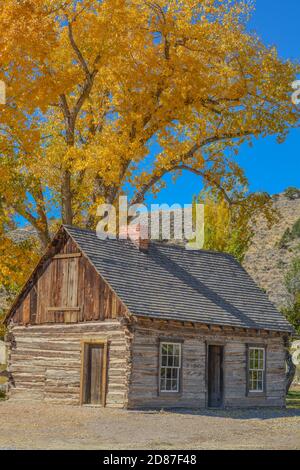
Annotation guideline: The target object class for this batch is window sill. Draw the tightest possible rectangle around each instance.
[158,392,182,398]
[247,391,266,398]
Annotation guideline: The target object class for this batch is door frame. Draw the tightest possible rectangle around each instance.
[80,339,108,406]
[205,342,225,408]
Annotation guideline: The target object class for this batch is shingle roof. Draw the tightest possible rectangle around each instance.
[64,225,293,333]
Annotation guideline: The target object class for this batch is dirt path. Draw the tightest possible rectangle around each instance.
[0,401,299,450]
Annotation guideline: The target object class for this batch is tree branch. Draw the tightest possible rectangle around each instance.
[175,164,233,205]
[67,19,91,79]
[130,130,250,206]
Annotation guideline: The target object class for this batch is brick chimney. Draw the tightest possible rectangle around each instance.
[118,223,149,252]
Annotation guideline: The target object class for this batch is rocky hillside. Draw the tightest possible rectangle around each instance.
[1,190,300,315]
[243,190,300,310]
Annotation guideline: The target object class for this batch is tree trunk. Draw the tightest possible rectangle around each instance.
[286,349,296,393]
[36,228,51,251]
[61,169,73,225]
[35,185,51,249]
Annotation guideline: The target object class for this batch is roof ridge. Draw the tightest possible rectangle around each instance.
[64,225,237,260]
[5,224,293,332]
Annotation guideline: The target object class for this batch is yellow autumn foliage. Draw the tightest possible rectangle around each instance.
[196,189,278,262]
[0,0,298,296]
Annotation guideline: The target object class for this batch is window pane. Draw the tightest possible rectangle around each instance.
[174,354,180,367]
[160,343,181,392]
[257,380,263,391]
[257,370,263,383]
[258,351,264,370]
[171,380,178,391]
[249,348,265,370]
[167,355,173,367]
[249,351,265,392]
[161,355,167,366]
[256,350,259,367]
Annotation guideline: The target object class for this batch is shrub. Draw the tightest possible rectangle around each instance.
[279,228,292,249]
[291,218,300,239]
[282,257,300,334]
[284,187,300,200]
[282,302,300,335]
[279,218,300,249]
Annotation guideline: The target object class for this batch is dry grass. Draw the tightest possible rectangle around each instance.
[287,385,300,409]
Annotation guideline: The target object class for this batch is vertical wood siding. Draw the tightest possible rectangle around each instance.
[11,235,126,326]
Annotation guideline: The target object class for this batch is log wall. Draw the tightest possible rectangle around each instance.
[127,318,287,408]
[7,321,130,407]
[7,317,287,409]
[6,228,288,409]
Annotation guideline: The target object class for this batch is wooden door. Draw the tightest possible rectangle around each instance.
[81,343,107,405]
[207,345,223,408]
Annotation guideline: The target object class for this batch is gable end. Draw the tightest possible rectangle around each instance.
[4,226,128,326]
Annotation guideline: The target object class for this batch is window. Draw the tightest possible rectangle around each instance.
[159,342,181,393]
[248,347,265,392]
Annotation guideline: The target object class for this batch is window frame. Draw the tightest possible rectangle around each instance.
[246,344,267,396]
[158,341,182,395]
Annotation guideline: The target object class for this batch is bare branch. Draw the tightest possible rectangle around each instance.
[129,128,257,206]
[175,164,233,205]
[67,19,91,79]
[59,94,71,121]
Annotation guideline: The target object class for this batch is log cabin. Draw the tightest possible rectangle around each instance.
[4,225,294,408]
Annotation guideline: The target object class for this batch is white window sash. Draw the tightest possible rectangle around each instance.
[248,347,265,393]
[159,342,181,393]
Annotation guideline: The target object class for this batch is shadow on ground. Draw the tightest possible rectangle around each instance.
[133,407,300,420]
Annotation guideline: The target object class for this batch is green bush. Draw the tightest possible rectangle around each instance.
[279,228,292,249]
[279,218,300,249]
[282,302,300,335]
[282,257,300,334]
[284,187,300,200]
[291,218,300,239]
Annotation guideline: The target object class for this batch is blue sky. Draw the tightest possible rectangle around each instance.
[145,0,300,207]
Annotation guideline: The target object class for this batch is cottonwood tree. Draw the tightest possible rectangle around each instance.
[283,257,300,336]
[0,0,299,264]
[195,189,277,262]
[281,257,300,391]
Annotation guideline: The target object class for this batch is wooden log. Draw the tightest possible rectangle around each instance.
[53,253,81,259]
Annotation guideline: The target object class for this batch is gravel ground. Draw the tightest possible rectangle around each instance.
[0,401,299,450]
